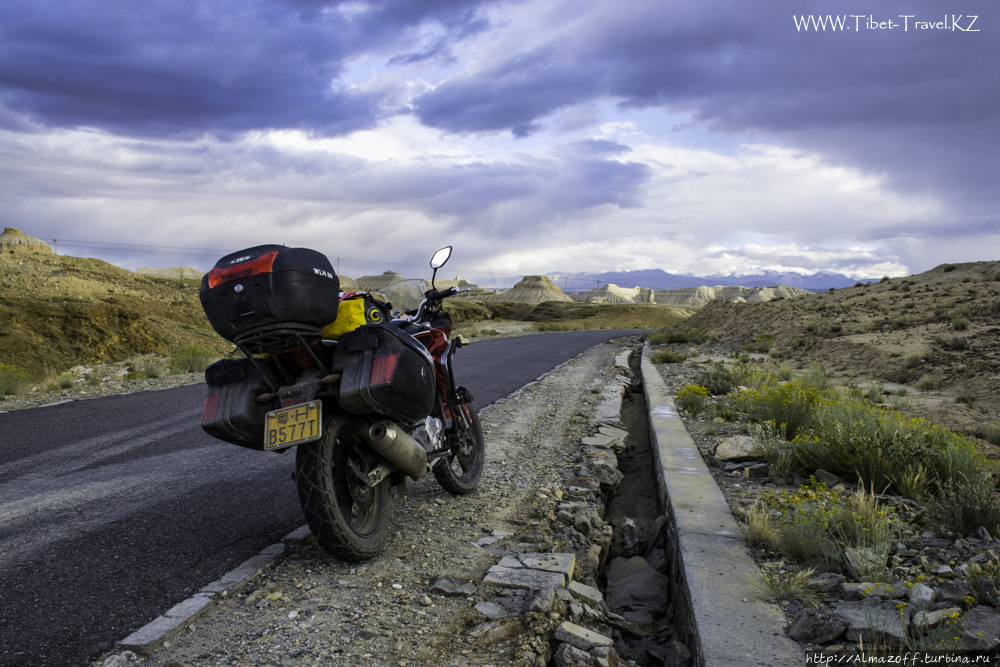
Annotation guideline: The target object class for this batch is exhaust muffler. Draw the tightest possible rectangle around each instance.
[366,420,428,480]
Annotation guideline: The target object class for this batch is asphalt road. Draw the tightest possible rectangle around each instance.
[0,329,644,667]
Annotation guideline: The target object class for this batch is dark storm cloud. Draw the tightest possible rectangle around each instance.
[0,0,496,136]
[412,0,998,203]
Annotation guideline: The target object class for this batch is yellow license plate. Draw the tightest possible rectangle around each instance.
[265,401,322,450]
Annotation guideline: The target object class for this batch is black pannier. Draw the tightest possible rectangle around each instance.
[200,358,278,450]
[199,244,340,345]
[332,324,436,425]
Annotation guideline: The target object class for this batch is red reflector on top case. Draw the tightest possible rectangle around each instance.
[207,251,278,289]
[369,354,400,386]
[201,394,220,423]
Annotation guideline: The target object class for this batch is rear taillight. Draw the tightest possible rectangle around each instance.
[369,354,400,386]
[207,251,278,289]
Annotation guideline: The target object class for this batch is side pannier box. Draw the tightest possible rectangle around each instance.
[201,358,277,450]
[332,324,436,425]
[200,244,340,343]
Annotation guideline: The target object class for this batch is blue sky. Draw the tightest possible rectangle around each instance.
[0,0,996,284]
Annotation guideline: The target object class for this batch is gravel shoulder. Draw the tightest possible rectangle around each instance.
[92,337,639,667]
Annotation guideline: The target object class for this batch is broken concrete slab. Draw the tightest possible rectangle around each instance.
[484,566,566,591]
[554,621,614,651]
[567,580,603,608]
[496,552,577,578]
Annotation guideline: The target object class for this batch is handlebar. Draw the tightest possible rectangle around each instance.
[404,287,468,322]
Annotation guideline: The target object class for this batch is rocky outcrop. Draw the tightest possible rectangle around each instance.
[0,227,53,254]
[354,270,407,292]
[481,275,573,303]
[571,284,655,304]
[653,284,808,306]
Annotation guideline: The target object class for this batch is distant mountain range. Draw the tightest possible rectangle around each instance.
[543,268,868,293]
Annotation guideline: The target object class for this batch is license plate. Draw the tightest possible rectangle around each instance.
[265,401,322,450]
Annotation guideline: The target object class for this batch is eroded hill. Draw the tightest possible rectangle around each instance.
[0,250,230,378]
[668,260,1000,436]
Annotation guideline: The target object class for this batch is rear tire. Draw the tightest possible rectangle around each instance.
[433,402,484,495]
[295,415,390,561]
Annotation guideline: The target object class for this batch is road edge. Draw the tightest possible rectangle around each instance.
[641,342,804,666]
[112,526,314,657]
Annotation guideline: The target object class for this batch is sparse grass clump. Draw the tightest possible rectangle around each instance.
[739,500,777,549]
[956,392,976,408]
[916,374,936,391]
[741,335,773,354]
[949,336,969,351]
[684,329,707,345]
[169,345,215,374]
[0,364,30,397]
[142,364,163,379]
[651,350,686,364]
[712,402,740,422]
[951,317,969,331]
[662,331,690,344]
[648,332,667,345]
[676,384,709,416]
[864,383,884,403]
[56,373,75,389]
[775,364,794,381]
[750,421,795,478]
[753,565,823,608]
[983,423,1000,447]
[801,365,832,391]
[84,369,103,386]
[695,362,734,395]
[934,473,1000,537]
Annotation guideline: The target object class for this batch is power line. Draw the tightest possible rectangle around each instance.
[50,237,529,279]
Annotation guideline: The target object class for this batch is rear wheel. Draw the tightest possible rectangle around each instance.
[295,415,390,561]
[433,402,485,494]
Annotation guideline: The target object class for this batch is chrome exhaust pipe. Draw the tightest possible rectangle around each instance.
[366,420,428,480]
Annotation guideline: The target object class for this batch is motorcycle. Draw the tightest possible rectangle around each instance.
[197,245,484,561]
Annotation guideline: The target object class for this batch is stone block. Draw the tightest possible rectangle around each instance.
[836,601,908,647]
[714,436,758,462]
[960,606,1000,652]
[466,618,525,646]
[484,566,566,591]
[908,583,937,606]
[474,601,511,620]
[554,621,613,651]
[582,434,618,448]
[513,553,577,578]
[568,581,604,608]
[430,574,477,597]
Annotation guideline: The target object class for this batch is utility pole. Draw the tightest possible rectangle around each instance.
[53,238,57,254]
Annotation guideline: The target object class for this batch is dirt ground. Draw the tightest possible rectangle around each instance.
[92,337,641,667]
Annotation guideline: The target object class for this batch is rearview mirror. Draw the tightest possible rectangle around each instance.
[430,246,452,269]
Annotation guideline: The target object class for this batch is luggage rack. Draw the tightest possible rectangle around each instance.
[234,324,331,385]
